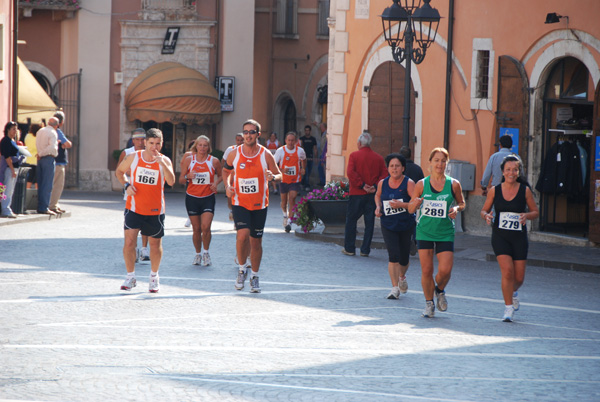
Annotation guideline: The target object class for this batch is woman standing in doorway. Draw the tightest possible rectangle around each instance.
[409,147,465,318]
[179,135,222,266]
[480,155,538,322]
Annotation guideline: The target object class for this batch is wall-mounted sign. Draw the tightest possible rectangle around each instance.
[217,76,235,112]
[162,27,180,54]
[499,127,519,155]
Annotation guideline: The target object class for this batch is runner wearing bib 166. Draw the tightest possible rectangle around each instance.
[409,147,465,318]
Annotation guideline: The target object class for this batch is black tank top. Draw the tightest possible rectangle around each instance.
[493,183,527,232]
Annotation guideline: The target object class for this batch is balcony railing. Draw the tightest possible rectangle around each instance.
[141,0,197,21]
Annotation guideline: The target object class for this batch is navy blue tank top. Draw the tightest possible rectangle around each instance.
[380,176,415,232]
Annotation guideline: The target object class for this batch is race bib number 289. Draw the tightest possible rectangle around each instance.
[422,199,447,218]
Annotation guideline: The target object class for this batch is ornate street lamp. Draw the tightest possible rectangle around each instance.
[380,0,441,148]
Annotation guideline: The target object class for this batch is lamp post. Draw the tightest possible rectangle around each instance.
[380,0,441,149]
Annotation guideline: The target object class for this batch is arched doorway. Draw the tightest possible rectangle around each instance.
[368,61,415,157]
[536,57,594,237]
[283,99,297,135]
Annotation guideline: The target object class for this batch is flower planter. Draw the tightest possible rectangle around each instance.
[308,199,348,234]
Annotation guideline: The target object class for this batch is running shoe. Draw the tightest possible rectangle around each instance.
[193,254,202,265]
[410,238,418,256]
[184,218,191,228]
[149,275,159,293]
[285,224,292,233]
[235,269,247,290]
[250,275,261,293]
[135,248,139,263]
[387,287,400,300]
[502,306,514,322]
[120,276,137,291]
[422,301,435,318]
[436,290,448,311]
[513,291,520,311]
[140,247,150,261]
[398,277,408,294]
[201,252,212,266]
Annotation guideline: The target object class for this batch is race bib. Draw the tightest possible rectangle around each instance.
[238,177,259,194]
[135,167,159,185]
[192,172,210,185]
[284,166,296,176]
[383,200,405,216]
[422,199,447,218]
[498,212,522,231]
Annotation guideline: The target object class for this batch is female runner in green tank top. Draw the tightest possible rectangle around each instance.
[408,148,466,318]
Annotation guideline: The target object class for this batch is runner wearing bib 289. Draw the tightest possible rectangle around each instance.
[409,147,465,318]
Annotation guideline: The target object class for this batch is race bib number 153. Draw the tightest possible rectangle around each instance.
[238,177,259,194]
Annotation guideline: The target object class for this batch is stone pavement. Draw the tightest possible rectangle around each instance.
[0,190,599,402]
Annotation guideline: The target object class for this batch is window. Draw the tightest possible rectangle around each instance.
[470,38,494,110]
[317,0,330,37]
[275,0,297,37]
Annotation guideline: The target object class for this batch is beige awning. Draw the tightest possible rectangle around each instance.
[125,62,221,125]
[16,57,58,124]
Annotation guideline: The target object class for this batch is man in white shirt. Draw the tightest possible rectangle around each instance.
[35,117,59,215]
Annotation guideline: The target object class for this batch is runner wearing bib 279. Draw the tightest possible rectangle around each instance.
[481,155,538,322]
[222,119,282,293]
[409,147,465,318]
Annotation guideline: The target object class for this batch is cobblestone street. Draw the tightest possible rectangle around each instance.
[1,191,599,402]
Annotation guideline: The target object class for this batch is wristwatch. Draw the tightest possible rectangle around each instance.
[124,182,131,191]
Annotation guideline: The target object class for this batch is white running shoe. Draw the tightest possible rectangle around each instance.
[513,292,520,311]
[422,301,435,318]
[140,247,150,262]
[235,269,247,290]
[149,275,159,293]
[193,254,202,265]
[436,290,448,311]
[120,276,136,291]
[184,218,191,228]
[398,277,408,294]
[250,275,261,293]
[503,306,514,322]
[201,252,212,266]
[387,287,400,300]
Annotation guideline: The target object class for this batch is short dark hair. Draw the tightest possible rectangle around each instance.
[3,121,17,137]
[304,125,312,131]
[146,128,163,141]
[385,153,406,168]
[499,135,513,148]
[53,111,65,124]
[243,119,261,133]
[399,146,411,159]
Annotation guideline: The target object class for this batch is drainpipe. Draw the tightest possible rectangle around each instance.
[442,0,454,150]
[12,0,19,122]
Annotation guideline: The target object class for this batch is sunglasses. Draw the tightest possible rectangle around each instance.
[242,130,258,135]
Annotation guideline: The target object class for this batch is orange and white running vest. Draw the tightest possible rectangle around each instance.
[232,145,269,210]
[277,146,303,184]
[186,154,216,198]
[126,150,165,215]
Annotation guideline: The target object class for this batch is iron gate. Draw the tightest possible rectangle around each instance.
[52,70,81,188]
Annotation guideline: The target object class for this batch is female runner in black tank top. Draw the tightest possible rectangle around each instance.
[480,155,539,322]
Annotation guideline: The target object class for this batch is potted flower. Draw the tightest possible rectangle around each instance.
[290,180,349,233]
[0,182,6,201]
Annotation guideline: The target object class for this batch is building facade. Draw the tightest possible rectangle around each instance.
[1,1,15,125]
[326,0,600,243]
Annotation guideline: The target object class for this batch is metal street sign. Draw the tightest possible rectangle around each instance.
[217,76,235,112]
[162,27,180,54]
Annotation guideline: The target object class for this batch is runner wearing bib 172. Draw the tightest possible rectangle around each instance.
[274,131,306,233]
[480,155,538,322]
[179,135,222,267]
[409,147,465,318]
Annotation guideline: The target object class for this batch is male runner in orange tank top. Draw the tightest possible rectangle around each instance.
[223,119,282,293]
[115,128,175,293]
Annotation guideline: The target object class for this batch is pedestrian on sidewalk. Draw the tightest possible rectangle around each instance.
[179,135,222,267]
[342,131,387,257]
[274,131,306,233]
[409,147,465,317]
[35,117,60,215]
[1,121,21,218]
[116,128,175,293]
[480,155,538,322]
[48,111,72,214]
[223,119,282,293]
[375,153,416,300]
